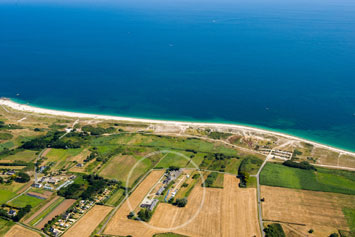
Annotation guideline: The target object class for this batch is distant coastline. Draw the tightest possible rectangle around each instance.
[1,97,355,157]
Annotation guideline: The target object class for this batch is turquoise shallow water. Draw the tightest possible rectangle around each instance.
[1,0,355,152]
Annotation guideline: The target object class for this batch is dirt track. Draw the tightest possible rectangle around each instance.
[5,225,40,237]
[63,205,112,237]
[104,173,260,237]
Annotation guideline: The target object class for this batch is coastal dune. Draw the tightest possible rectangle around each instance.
[0,98,354,157]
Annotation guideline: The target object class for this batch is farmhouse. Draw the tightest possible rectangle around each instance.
[156,186,165,195]
[48,177,59,184]
[140,198,159,211]
[8,209,17,216]
[33,183,42,188]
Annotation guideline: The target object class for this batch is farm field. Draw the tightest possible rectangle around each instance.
[156,153,189,168]
[103,170,165,236]
[2,150,37,162]
[343,207,355,233]
[150,174,260,237]
[0,189,17,204]
[153,233,188,237]
[105,189,125,206]
[0,219,14,236]
[104,173,260,237]
[36,199,76,229]
[260,162,355,195]
[261,185,355,236]
[0,181,30,194]
[5,224,41,237]
[99,154,153,187]
[8,194,44,208]
[212,172,224,188]
[44,148,83,170]
[25,196,64,226]
[63,205,112,237]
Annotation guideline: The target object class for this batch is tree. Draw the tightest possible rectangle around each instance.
[127,211,135,219]
[174,198,188,207]
[329,233,338,237]
[15,172,30,183]
[137,209,152,222]
[308,229,314,233]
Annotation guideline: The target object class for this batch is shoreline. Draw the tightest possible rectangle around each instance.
[1,98,354,157]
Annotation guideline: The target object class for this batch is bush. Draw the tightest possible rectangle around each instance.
[137,208,152,222]
[283,160,316,171]
[264,223,285,237]
[202,172,218,187]
[15,172,30,183]
[238,171,250,188]
[0,133,13,140]
[174,198,187,207]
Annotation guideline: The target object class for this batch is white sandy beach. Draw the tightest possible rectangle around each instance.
[1,98,354,157]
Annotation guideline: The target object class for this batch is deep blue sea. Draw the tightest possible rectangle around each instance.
[0,0,355,151]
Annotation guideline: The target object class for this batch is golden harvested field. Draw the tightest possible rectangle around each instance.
[36,199,76,229]
[63,205,113,237]
[5,224,40,237]
[104,173,260,237]
[104,170,165,236]
[261,186,355,236]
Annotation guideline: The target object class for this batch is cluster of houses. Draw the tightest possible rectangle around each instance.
[33,174,76,191]
[48,187,116,236]
[49,200,95,236]
[139,169,183,211]
[259,148,293,160]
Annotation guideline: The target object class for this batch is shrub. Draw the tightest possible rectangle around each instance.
[264,223,285,237]
[283,160,316,170]
[174,198,188,207]
[15,172,30,183]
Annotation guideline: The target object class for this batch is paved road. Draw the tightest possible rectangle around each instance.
[252,154,270,237]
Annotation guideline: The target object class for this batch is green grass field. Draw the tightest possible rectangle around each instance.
[0,218,15,236]
[0,189,17,205]
[156,153,189,168]
[260,163,355,195]
[153,233,187,237]
[0,141,14,152]
[94,133,238,156]
[212,173,224,188]
[3,150,37,162]
[29,197,65,226]
[105,189,125,206]
[224,158,242,175]
[8,194,44,208]
[186,153,205,168]
[0,182,29,193]
[343,208,355,233]
[45,148,82,169]
[99,154,153,187]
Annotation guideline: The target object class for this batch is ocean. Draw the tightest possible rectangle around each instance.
[0,0,355,151]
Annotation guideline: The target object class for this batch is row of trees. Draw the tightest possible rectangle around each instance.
[283,160,316,170]
[58,174,120,200]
